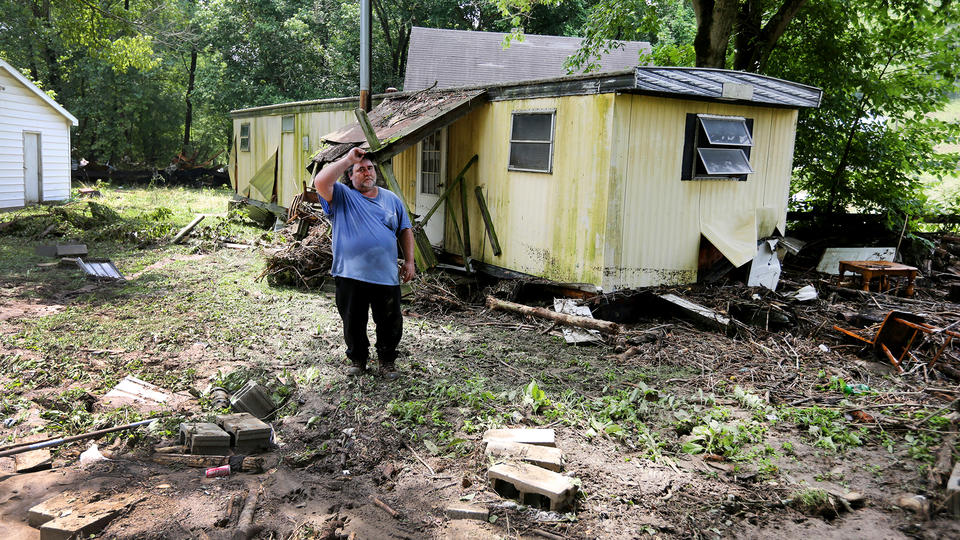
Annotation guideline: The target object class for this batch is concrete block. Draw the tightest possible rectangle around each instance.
[55,244,88,257]
[28,491,84,527]
[179,422,230,455]
[217,412,272,452]
[230,381,275,419]
[39,494,142,540]
[482,428,555,447]
[445,503,489,521]
[15,449,52,473]
[488,462,577,511]
[484,441,563,472]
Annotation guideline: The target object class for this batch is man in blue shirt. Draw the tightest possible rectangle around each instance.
[314,147,415,379]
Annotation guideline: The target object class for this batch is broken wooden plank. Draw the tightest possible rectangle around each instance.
[474,186,502,256]
[28,491,84,527]
[460,172,471,257]
[488,462,578,511]
[172,215,205,244]
[657,293,729,330]
[484,440,563,472]
[485,296,619,334]
[482,428,556,447]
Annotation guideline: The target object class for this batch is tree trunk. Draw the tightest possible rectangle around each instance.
[691,0,738,68]
[182,47,197,154]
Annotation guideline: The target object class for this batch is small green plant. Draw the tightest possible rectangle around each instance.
[790,488,832,516]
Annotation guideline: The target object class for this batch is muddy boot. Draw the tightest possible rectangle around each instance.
[347,358,367,376]
[380,361,399,381]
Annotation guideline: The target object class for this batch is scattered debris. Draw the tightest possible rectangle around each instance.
[552,298,602,344]
[834,310,960,372]
[747,238,782,290]
[102,375,193,411]
[78,444,109,467]
[75,258,124,280]
[0,418,157,458]
[259,218,333,289]
[77,187,101,198]
[656,293,730,331]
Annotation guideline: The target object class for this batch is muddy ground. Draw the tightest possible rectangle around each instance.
[2,194,960,539]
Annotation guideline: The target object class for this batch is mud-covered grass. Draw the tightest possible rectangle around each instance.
[1,186,960,539]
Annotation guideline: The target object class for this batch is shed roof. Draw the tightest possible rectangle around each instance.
[0,58,78,126]
[403,26,651,91]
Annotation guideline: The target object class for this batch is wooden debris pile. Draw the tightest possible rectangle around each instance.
[259,218,333,289]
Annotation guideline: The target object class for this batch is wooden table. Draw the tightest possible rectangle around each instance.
[837,260,918,297]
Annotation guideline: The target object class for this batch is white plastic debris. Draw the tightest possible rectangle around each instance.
[792,285,818,302]
[818,344,830,353]
[79,444,109,466]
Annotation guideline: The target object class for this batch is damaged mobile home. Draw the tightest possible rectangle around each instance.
[230,66,821,291]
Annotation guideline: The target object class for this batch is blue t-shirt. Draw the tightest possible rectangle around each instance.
[319,182,412,286]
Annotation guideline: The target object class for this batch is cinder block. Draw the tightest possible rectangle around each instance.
[445,503,489,521]
[230,381,275,419]
[34,493,142,540]
[485,441,563,472]
[15,449,52,473]
[482,428,555,447]
[217,412,272,453]
[179,422,230,455]
[488,462,577,511]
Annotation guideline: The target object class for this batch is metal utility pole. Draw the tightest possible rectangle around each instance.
[359,0,371,112]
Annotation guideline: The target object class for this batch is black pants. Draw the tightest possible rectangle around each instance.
[334,277,403,366]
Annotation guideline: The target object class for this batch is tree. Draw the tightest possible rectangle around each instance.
[767,0,960,217]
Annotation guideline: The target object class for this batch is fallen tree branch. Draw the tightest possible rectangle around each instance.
[485,296,619,334]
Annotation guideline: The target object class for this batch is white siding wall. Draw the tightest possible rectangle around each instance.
[0,69,73,209]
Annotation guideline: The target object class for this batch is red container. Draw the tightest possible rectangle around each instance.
[205,465,231,478]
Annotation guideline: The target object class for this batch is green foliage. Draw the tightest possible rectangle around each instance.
[770,0,960,217]
[680,418,767,458]
[786,406,865,452]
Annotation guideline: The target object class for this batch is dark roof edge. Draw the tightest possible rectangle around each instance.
[231,67,821,117]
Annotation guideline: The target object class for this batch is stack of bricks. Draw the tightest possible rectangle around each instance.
[482,428,578,511]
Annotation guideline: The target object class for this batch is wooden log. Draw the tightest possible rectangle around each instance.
[485,296,619,334]
[460,171,471,257]
[233,486,261,540]
[150,453,265,473]
[928,432,957,491]
[173,215,205,244]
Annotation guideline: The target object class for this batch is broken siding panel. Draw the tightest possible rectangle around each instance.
[446,95,613,283]
[612,95,701,288]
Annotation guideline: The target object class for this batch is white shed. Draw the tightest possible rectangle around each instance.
[0,58,78,209]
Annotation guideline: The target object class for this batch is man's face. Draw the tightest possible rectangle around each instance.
[349,159,377,192]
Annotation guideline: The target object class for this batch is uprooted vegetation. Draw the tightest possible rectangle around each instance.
[1,186,960,539]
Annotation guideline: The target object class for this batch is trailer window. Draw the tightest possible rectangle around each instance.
[281,115,295,133]
[239,123,250,152]
[508,110,555,173]
[681,114,754,180]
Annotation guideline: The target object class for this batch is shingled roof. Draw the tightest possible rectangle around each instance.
[403,26,651,91]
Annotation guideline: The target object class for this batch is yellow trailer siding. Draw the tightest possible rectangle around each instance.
[233,107,355,207]
[605,94,799,289]
[444,94,615,284]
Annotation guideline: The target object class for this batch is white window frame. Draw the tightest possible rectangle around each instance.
[687,114,754,181]
[417,128,447,196]
[239,123,250,152]
[508,109,556,174]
